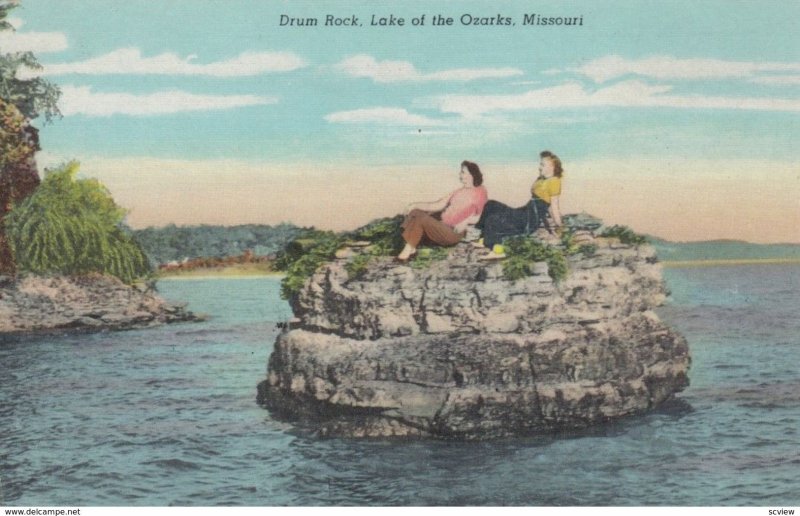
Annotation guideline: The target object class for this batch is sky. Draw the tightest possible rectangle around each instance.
[4,0,800,242]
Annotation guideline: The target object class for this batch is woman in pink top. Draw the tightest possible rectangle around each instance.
[397,161,488,262]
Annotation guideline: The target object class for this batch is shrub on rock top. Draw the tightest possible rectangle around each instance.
[501,235,568,282]
[600,225,648,245]
[275,216,406,299]
[5,161,152,283]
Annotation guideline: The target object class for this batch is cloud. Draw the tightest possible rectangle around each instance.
[750,75,800,86]
[0,19,68,53]
[334,54,522,83]
[435,80,800,116]
[569,55,800,83]
[510,80,542,86]
[31,47,306,77]
[59,85,277,117]
[325,107,445,126]
[408,129,456,136]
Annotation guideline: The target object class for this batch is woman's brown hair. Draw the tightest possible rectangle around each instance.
[461,160,484,186]
[539,150,563,177]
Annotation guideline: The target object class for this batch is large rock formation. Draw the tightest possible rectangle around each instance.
[258,229,690,439]
[0,273,201,336]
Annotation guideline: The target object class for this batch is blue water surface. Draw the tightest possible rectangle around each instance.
[1,267,799,506]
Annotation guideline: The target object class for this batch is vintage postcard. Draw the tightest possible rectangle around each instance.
[1,0,798,510]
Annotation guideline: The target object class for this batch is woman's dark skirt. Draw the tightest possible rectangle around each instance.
[475,198,550,248]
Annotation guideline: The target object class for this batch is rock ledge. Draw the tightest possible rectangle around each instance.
[258,232,690,439]
[0,273,201,336]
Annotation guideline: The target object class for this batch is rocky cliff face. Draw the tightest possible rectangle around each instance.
[0,273,201,336]
[258,232,690,439]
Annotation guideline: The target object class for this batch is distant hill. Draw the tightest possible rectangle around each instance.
[648,237,800,262]
[133,223,305,265]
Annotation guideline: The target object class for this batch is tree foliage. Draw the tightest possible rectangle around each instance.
[5,161,152,283]
[0,97,38,273]
[0,1,62,273]
[0,1,61,122]
[133,223,304,266]
[0,97,35,168]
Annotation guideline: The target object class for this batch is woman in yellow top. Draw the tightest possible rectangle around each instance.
[474,150,564,252]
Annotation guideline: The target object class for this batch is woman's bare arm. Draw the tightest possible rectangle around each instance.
[548,195,562,227]
[453,213,481,234]
[405,195,450,214]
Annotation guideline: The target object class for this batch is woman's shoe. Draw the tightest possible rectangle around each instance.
[395,250,417,263]
[478,251,506,261]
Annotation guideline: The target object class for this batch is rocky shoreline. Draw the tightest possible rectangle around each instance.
[0,273,202,337]
[258,228,691,439]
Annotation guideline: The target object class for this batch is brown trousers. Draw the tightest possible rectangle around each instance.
[401,209,463,247]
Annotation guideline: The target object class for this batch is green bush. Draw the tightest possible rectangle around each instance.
[346,215,405,256]
[501,235,568,283]
[276,230,343,299]
[559,227,580,256]
[578,243,598,258]
[411,246,450,269]
[344,253,372,279]
[599,225,648,245]
[274,229,340,271]
[276,216,408,299]
[278,216,575,297]
[4,161,151,283]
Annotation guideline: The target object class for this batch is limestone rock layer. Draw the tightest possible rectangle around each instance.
[258,239,690,439]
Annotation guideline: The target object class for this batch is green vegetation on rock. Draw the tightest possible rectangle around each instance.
[275,230,341,299]
[278,214,580,297]
[343,253,372,280]
[599,225,648,245]
[501,235,568,283]
[578,244,598,258]
[560,227,598,258]
[411,246,450,269]
[5,161,152,283]
[349,215,405,256]
[559,228,580,256]
[276,216,406,299]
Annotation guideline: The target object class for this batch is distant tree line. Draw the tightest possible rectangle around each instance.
[158,250,273,272]
[133,223,306,266]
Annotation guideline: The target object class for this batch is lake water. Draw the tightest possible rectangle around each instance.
[1,266,799,506]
